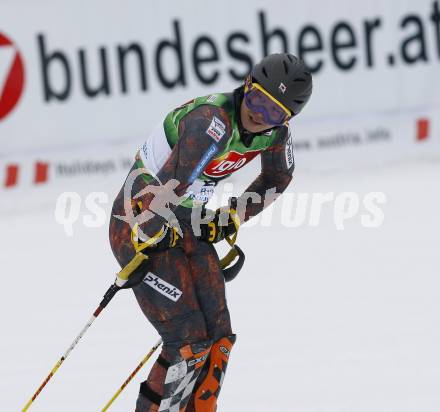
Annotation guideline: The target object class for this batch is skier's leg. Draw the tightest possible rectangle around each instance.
[190,335,236,412]
[131,247,213,412]
[187,241,233,341]
[184,241,236,412]
[135,340,212,412]
[110,189,213,411]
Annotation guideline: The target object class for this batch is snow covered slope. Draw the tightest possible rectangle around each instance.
[1,159,439,412]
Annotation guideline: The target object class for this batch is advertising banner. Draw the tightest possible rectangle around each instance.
[1,0,440,193]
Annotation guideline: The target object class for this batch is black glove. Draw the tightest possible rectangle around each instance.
[132,199,181,252]
[133,223,181,253]
[198,205,239,244]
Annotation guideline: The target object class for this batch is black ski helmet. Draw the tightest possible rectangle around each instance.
[251,53,312,116]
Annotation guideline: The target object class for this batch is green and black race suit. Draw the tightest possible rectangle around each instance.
[133,87,295,237]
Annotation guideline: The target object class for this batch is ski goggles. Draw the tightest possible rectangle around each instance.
[244,81,292,126]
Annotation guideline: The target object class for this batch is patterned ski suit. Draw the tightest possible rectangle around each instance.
[109,87,295,411]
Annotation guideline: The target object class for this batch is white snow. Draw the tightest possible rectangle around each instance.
[1,159,439,412]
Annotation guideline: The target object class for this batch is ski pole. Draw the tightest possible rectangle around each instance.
[21,252,149,412]
[101,338,163,412]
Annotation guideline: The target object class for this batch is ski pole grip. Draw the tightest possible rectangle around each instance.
[99,284,120,309]
[98,253,149,311]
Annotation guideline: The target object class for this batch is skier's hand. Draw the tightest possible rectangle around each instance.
[131,223,181,253]
[150,225,181,251]
[199,207,240,244]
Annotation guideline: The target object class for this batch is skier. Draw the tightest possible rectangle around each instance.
[109,53,313,411]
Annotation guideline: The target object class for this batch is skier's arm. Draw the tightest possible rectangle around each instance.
[136,105,230,238]
[237,126,294,222]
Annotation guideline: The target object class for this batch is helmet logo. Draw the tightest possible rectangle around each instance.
[279,82,287,94]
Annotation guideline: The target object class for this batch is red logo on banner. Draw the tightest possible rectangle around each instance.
[416,118,430,141]
[34,161,49,184]
[3,161,50,188]
[204,150,261,177]
[0,32,25,121]
[4,164,19,187]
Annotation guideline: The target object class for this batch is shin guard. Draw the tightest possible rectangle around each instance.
[190,334,236,412]
[136,340,212,412]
